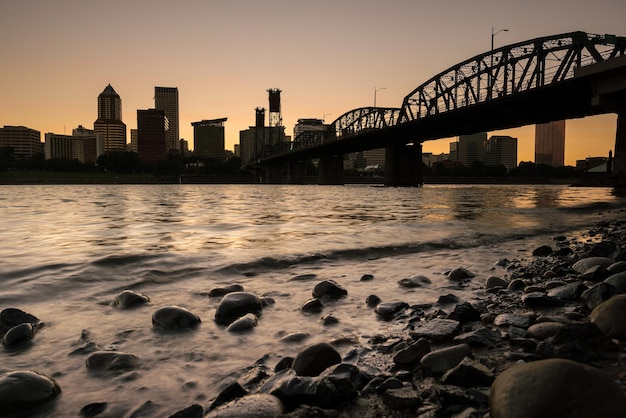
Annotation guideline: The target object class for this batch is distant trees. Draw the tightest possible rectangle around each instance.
[426,160,581,178]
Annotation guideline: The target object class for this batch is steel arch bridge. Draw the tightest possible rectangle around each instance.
[264,31,625,159]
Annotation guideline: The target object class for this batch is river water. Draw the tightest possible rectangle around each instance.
[1,184,625,416]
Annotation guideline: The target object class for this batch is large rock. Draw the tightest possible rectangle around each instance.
[2,323,34,347]
[312,280,347,299]
[0,370,61,415]
[226,314,258,333]
[152,306,201,329]
[86,351,139,371]
[398,275,431,288]
[411,318,460,341]
[603,272,626,293]
[490,358,626,418]
[374,301,408,318]
[0,308,43,335]
[590,294,626,340]
[419,343,471,374]
[113,290,150,309]
[204,393,284,418]
[292,342,341,377]
[214,292,262,326]
[208,284,244,297]
[572,257,614,274]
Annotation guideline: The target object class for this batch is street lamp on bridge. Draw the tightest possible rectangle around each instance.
[374,86,386,107]
[490,27,509,93]
[322,113,332,122]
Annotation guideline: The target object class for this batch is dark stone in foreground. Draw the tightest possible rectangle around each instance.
[0,370,61,415]
[375,301,408,318]
[85,351,139,371]
[208,284,244,297]
[214,292,263,326]
[205,393,284,418]
[0,308,43,335]
[152,306,201,329]
[113,289,150,309]
[292,343,341,377]
[490,358,626,418]
[2,323,34,347]
[312,280,348,299]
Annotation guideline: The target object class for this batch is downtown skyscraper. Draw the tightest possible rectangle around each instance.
[154,87,179,155]
[94,84,127,153]
[535,120,565,166]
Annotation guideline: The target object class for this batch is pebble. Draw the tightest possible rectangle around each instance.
[419,343,471,374]
[214,292,263,325]
[152,306,201,329]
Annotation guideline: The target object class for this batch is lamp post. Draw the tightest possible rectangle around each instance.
[374,86,386,107]
[322,113,331,122]
[490,27,508,94]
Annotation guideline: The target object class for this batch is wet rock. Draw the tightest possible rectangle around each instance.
[399,275,431,288]
[572,257,614,274]
[0,370,61,415]
[320,314,338,326]
[526,322,564,340]
[493,313,532,328]
[546,281,585,300]
[607,260,626,274]
[484,276,507,289]
[521,292,563,308]
[448,267,475,281]
[506,279,526,292]
[312,280,347,299]
[113,289,150,308]
[226,313,258,332]
[2,323,34,347]
[581,282,618,310]
[214,292,263,326]
[208,284,244,297]
[80,402,108,417]
[489,358,626,418]
[440,357,494,388]
[85,351,139,371]
[590,294,626,340]
[360,274,374,281]
[393,338,430,366]
[0,308,43,335]
[366,295,381,307]
[205,393,284,418]
[536,322,619,361]
[152,306,201,329]
[420,343,471,374]
[382,387,421,410]
[591,241,618,258]
[437,294,459,304]
[168,403,203,418]
[300,298,323,313]
[453,327,502,347]
[375,301,408,318]
[206,382,248,412]
[532,245,553,256]
[446,302,481,323]
[279,332,311,344]
[292,342,341,377]
[287,274,317,282]
[603,271,626,293]
[411,318,460,341]
[580,264,609,281]
[274,357,293,372]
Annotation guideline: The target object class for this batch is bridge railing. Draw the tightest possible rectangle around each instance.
[400,31,626,122]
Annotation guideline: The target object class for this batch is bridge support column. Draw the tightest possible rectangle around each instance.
[384,143,423,187]
[318,155,345,185]
[613,112,626,178]
[287,161,307,184]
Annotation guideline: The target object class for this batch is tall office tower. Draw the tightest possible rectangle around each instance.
[456,132,487,167]
[485,135,518,171]
[154,87,179,155]
[192,118,227,160]
[94,84,127,153]
[137,109,168,163]
[0,126,42,159]
[535,120,565,166]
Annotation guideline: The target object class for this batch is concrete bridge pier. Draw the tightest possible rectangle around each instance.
[384,142,424,187]
[612,112,626,178]
[252,165,284,183]
[287,161,307,184]
[318,155,345,185]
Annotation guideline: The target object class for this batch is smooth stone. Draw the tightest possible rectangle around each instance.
[300,298,323,313]
[420,343,471,374]
[312,280,347,299]
[0,370,61,415]
[393,338,430,366]
[2,323,34,347]
[591,241,618,258]
[485,276,508,289]
[506,279,526,292]
[411,318,460,341]
[453,327,502,347]
[546,281,585,300]
[581,282,618,310]
[169,403,204,418]
[446,302,481,323]
[572,257,614,274]
[204,394,284,418]
[366,294,381,307]
[320,314,338,326]
[206,382,248,412]
[532,245,553,256]
[208,284,244,297]
[226,313,258,332]
[522,292,563,308]
[374,301,408,318]
[527,322,564,340]
[287,274,317,282]
[398,275,431,288]
[382,387,421,410]
[590,294,626,339]
[360,274,374,281]
[152,306,201,329]
[493,313,532,328]
[292,342,341,377]
[214,292,262,325]
[448,267,475,281]
[607,261,626,274]
[279,332,311,343]
[437,294,459,304]
[490,358,626,418]
[0,308,43,335]
[113,289,150,308]
[86,351,140,371]
[603,271,626,293]
[440,357,494,387]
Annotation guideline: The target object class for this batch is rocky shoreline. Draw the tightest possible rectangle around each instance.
[3,218,626,417]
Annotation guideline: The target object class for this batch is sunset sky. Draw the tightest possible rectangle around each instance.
[1,0,624,166]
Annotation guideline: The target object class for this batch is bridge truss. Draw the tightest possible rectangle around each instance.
[399,31,626,123]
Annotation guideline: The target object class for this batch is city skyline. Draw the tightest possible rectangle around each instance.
[2,0,624,166]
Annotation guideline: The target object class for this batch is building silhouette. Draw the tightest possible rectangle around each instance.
[192,118,227,160]
[0,126,42,159]
[44,126,104,164]
[485,135,518,171]
[94,84,127,153]
[137,109,168,163]
[535,120,565,166]
[455,132,487,167]
[154,87,179,155]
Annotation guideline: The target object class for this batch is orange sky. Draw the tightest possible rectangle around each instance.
[1,0,624,166]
